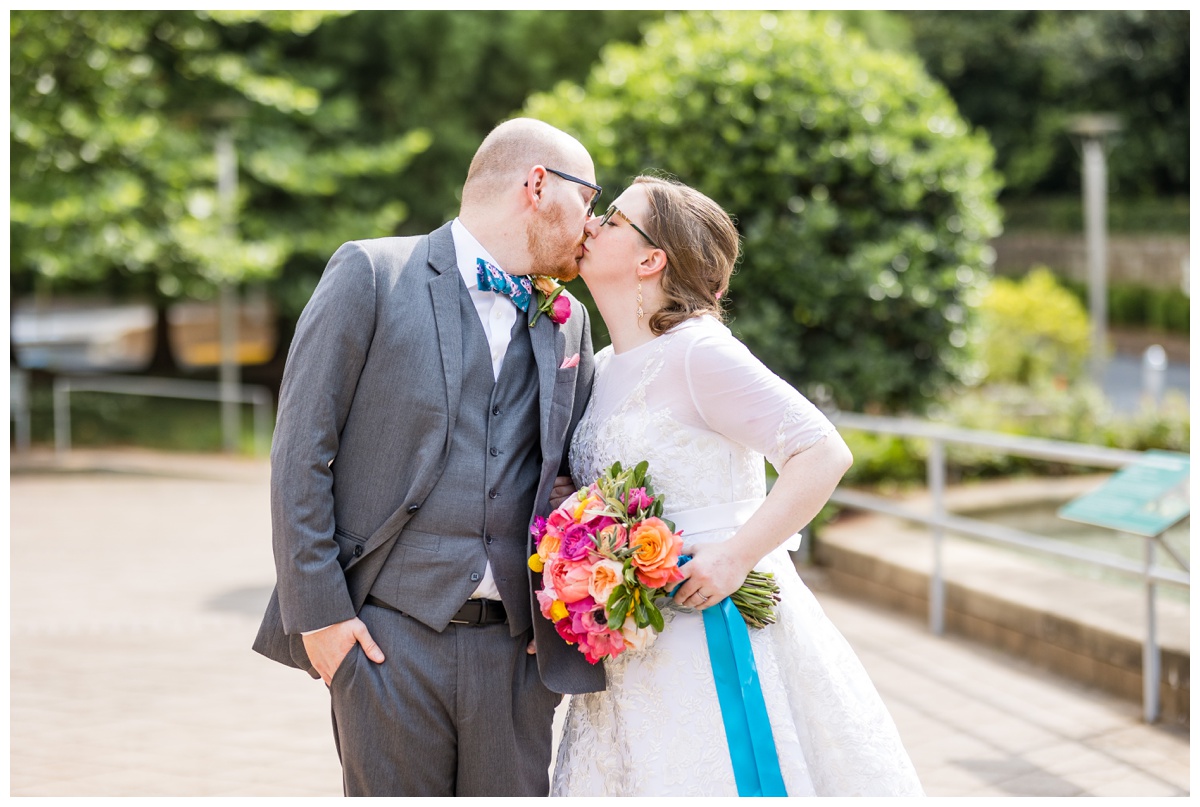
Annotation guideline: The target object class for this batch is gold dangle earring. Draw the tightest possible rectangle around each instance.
[636,280,644,324]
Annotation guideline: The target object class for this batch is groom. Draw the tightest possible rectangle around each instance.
[253,118,606,796]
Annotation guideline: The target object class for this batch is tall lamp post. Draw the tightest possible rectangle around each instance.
[1068,113,1123,386]
[210,102,247,453]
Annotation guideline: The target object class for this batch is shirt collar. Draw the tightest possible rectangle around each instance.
[451,218,502,290]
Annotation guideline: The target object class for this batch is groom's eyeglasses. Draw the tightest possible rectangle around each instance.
[599,204,661,250]
[528,168,603,216]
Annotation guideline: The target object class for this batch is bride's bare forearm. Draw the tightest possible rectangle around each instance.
[728,433,853,568]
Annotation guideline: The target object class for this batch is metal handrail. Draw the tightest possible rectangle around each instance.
[828,412,1189,724]
[53,374,273,456]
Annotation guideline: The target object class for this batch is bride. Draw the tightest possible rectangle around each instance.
[550,175,925,796]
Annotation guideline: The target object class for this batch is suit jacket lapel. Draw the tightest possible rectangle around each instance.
[427,225,463,434]
[528,300,558,450]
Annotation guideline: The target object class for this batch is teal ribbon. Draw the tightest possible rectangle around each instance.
[675,557,787,796]
[703,598,788,797]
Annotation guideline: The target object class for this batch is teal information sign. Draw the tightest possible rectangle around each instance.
[1058,450,1190,537]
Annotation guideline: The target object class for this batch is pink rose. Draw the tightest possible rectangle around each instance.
[549,294,572,325]
[624,487,653,515]
[559,523,595,562]
[530,515,548,543]
[577,626,626,664]
[555,618,582,647]
[536,587,558,620]
[566,596,601,635]
[594,524,628,555]
[549,557,593,603]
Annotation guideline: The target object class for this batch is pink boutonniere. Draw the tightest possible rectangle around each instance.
[530,276,571,326]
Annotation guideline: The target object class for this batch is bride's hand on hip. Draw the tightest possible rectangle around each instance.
[672,540,755,611]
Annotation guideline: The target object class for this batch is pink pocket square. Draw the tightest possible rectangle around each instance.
[559,353,580,369]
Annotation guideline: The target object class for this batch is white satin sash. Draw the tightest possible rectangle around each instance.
[664,498,803,552]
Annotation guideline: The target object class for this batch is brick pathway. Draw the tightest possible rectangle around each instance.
[9,449,1189,796]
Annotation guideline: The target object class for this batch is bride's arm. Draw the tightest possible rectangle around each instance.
[673,431,852,606]
[670,325,852,607]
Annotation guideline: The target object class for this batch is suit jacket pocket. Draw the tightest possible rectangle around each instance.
[333,527,368,568]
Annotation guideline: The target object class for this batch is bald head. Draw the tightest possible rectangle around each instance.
[462,118,591,208]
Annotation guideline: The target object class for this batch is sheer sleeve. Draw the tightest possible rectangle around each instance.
[684,326,837,472]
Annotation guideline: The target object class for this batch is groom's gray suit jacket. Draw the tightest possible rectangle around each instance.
[252,222,606,696]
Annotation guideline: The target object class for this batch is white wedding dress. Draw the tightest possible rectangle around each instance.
[552,315,924,797]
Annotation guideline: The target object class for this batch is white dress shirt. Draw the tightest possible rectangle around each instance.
[449,218,512,600]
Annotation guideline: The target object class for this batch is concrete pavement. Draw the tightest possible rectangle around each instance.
[9,448,1190,797]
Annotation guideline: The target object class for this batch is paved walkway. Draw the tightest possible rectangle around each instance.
[9,448,1189,797]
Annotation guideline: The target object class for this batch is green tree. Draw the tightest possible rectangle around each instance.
[903,10,1189,197]
[11,10,662,331]
[10,9,431,308]
[526,10,1002,412]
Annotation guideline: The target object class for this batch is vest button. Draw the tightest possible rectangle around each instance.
[489,447,499,457]
[485,534,493,545]
[489,489,498,499]
[470,572,481,582]
[407,503,420,513]
[492,406,501,416]
[353,545,363,557]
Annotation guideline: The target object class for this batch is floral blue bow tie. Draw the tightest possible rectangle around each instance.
[476,258,532,312]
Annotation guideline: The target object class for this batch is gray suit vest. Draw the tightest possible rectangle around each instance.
[369,283,542,634]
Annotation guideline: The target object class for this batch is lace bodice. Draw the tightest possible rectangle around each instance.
[569,315,836,512]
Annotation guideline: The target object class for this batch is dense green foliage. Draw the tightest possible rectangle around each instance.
[10,10,432,304]
[10,10,659,317]
[1056,278,1191,334]
[905,10,1189,200]
[525,10,1003,412]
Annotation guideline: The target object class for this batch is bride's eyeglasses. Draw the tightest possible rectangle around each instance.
[598,204,661,250]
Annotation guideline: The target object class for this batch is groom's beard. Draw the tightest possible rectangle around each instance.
[527,201,583,282]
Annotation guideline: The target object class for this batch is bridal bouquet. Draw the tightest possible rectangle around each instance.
[529,460,781,664]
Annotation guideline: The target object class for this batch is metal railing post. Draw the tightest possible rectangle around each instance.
[1143,534,1161,723]
[928,438,946,635]
[53,378,71,456]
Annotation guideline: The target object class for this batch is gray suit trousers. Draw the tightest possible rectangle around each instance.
[328,603,562,796]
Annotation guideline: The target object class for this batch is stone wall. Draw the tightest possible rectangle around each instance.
[992,232,1190,291]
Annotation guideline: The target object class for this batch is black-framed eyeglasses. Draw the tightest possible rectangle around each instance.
[599,203,661,249]
[543,167,603,216]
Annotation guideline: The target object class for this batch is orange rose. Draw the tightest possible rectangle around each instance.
[628,517,684,589]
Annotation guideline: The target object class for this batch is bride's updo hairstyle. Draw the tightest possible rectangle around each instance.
[633,175,740,336]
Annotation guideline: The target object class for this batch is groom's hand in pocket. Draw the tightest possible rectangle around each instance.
[302,617,386,685]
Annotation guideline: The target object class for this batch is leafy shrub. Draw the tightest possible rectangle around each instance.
[1061,277,1190,334]
[524,10,1002,413]
[975,267,1091,385]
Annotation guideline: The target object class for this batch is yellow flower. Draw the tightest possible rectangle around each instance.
[528,553,544,573]
[550,600,569,621]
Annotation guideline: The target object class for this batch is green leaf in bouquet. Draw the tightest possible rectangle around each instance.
[606,585,631,630]
[632,459,649,486]
[633,596,651,629]
[645,598,665,632]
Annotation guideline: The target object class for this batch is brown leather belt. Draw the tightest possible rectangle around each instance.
[365,594,507,626]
